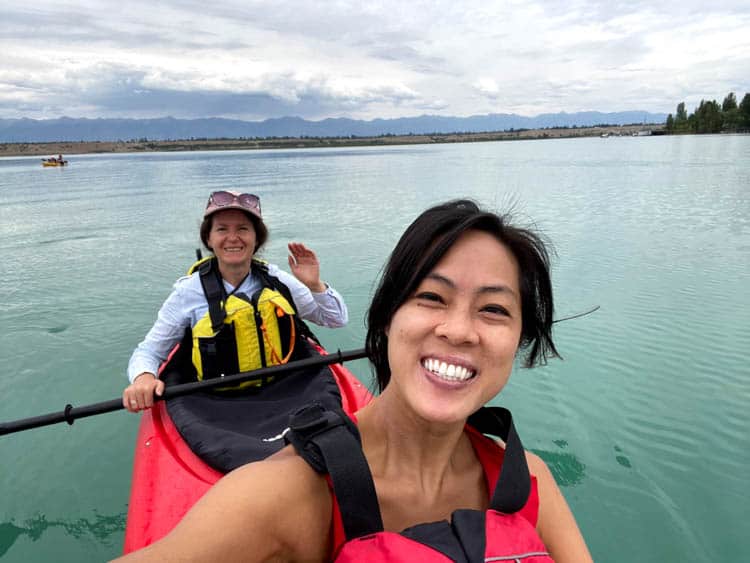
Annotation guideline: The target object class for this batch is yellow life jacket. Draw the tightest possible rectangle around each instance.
[189,257,303,390]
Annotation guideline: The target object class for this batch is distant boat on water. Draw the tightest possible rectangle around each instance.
[42,155,68,167]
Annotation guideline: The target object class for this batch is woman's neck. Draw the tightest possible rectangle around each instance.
[355,392,484,530]
[218,261,252,289]
[356,392,470,489]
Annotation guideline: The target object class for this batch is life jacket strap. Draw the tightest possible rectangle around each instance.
[467,407,530,513]
[195,256,320,347]
[198,258,227,334]
[252,259,320,346]
[286,404,384,540]
[260,311,296,365]
[287,405,530,544]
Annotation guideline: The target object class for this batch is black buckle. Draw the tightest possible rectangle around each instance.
[288,404,342,436]
[285,404,347,473]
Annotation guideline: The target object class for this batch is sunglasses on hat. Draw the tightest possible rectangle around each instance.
[205,191,261,216]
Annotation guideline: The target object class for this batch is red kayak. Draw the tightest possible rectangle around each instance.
[123,347,371,553]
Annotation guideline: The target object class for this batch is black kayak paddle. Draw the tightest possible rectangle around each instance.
[0,348,368,436]
[0,305,600,437]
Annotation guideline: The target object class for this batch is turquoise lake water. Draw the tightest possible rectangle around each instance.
[1,135,748,561]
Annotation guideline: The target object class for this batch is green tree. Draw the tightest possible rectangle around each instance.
[721,92,739,131]
[723,108,739,131]
[692,100,723,133]
[739,93,750,129]
[665,113,674,132]
[674,102,689,132]
[722,92,738,111]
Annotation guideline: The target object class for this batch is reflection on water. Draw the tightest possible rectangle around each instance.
[533,443,587,487]
[613,445,632,468]
[0,512,125,556]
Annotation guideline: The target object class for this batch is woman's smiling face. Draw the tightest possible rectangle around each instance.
[384,229,523,425]
[207,209,257,269]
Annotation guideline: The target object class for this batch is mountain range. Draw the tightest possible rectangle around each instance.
[0,111,667,143]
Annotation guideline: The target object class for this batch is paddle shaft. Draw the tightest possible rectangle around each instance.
[0,304,601,437]
[0,348,368,436]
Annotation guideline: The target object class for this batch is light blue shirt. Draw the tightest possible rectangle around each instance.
[127,263,348,383]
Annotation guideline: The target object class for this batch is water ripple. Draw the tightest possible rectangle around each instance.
[0,512,125,557]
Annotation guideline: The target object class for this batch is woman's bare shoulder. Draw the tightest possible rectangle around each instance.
[524,450,550,479]
[115,447,332,562]
[226,445,328,497]
[524,450,593,563]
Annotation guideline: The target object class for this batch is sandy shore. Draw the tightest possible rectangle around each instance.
[0,124,662,157]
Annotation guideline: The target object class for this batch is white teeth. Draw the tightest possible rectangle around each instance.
[422,358,475,382]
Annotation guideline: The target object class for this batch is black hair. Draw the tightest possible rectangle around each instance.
[366,199,559,392]
[199,211,268,254]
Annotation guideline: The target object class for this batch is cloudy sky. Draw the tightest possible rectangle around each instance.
[2,0,749,121]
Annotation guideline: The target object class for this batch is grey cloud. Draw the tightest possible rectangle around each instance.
[148,0,454,73]
[366,44,451,75]
[159,0,389,44]
[0,5,253,52]
[1,6,136,44]
[2,0,748,119]
[571,35,651,68]
[85,87,416,120]
[537,0,743,26]
[0,62,421,119]
[538,1,652,23]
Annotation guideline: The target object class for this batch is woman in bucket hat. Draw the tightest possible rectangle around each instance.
[122,190,349,411]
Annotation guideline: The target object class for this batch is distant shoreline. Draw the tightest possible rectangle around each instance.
[0,124,664,157]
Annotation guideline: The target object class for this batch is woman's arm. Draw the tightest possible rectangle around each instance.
[124,283,192,412]
[126,283,193,383]
[113,451,332,562]
[526,451,593,563]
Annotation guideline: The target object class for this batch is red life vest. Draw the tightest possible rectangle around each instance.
[286,405,555,562]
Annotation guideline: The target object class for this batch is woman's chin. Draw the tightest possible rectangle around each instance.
[410,398,479,428]
[217,254,251,267]
[410,376,487,424]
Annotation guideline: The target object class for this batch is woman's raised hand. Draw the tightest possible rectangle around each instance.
[288,242,326,293]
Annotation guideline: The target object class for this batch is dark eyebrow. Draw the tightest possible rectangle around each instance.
[215,219,250,226]
[424,273,519,302]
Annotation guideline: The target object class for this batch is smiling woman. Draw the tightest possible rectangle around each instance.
[381,230,524,425]
[114,199,592,563]
[122,189,349,410]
